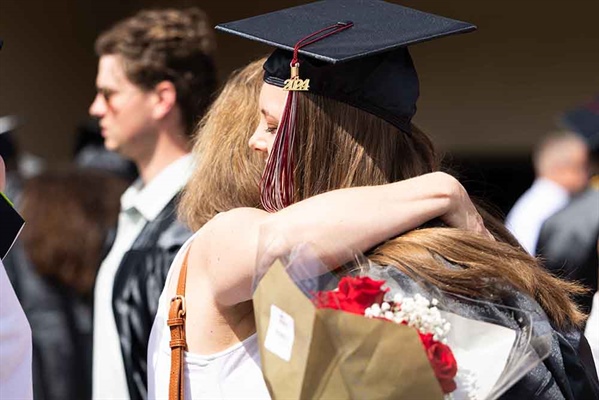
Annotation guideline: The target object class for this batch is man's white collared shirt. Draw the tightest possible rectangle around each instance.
[506,178,570,255]
[92,154,193,400]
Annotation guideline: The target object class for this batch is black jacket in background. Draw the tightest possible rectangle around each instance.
[536,189,599,314]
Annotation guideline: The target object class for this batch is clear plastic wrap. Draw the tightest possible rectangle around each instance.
[252,241,552,399]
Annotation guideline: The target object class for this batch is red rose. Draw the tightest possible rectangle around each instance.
[418,333,457,394]
[314,291,342,310]
[314,276,387,315]
[418,333,435,348]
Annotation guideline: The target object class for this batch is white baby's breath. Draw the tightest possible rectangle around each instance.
[364,292,451,340]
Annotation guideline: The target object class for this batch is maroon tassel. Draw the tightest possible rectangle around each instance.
[260,90,298,212]
[260,21,354,212]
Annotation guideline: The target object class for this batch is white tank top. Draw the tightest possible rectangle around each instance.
[147,233,270,399]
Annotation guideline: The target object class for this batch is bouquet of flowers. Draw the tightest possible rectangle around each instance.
[314,276,458,395]
[252,243,552,400]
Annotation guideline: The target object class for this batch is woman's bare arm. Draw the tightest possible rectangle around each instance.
[190,172,487,306]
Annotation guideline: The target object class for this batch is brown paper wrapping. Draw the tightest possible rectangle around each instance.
[254,260,444,400]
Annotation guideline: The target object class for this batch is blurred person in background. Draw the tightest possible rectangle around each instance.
[73,119,138,183]
[4,169,127,400]
[0,116,46,197]
[536,108,599,371]
[88,8,217,399]
[506,131,589,254]
[0,116,25,204]
[536,187,599,371]
[0,154,33,400]
[2,116,136,399]
[536,186,598,314]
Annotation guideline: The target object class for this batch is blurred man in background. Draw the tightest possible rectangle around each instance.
[536,187,598,312]
[536,100,599,371]
[88,8,217,399]
[506,131,589,254]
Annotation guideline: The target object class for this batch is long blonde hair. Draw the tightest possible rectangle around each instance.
[178,58,266,231]
[291,93,586,329]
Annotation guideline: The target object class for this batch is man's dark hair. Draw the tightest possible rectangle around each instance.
[95,8,217,135]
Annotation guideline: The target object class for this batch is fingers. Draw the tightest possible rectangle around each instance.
[482,227,495,241]
[446,190,494,241]
[471,207,496,241]
[473,213,495,241]
[435,173,495,241]
[468,209,492,240]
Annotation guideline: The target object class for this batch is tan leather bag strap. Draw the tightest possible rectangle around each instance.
[167,248,190,400]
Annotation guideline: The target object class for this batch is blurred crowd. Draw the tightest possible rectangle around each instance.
[0,3,598,400]
[1,116,135,399]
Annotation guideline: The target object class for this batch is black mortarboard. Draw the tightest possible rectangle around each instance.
[560,96,599,152]
[216,0,475,133]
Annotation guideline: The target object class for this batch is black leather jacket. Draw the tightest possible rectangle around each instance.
[387,266,599,400]
[111,197,192,400]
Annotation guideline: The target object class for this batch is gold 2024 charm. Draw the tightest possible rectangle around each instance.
[283,78,310,91]
[283,63,310,91]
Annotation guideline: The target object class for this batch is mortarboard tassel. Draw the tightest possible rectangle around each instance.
[260,21,354,212]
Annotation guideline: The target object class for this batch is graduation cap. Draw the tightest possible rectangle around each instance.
[560,96,599,152]
[216,0,476,134]
[216,0,475,211]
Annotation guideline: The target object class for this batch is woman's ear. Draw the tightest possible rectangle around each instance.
[151,81,178,120]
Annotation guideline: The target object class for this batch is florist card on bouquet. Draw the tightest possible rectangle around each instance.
[253,259,444,400]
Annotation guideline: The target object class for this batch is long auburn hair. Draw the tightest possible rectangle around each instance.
[178,58,266,231]
[288,92,586,329]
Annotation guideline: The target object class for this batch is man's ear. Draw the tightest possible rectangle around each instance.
[151,81,177,120]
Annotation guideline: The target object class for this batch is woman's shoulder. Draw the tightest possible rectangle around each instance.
[188,208,267,245]
[207,208,268,225]
[188,207,269,258]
